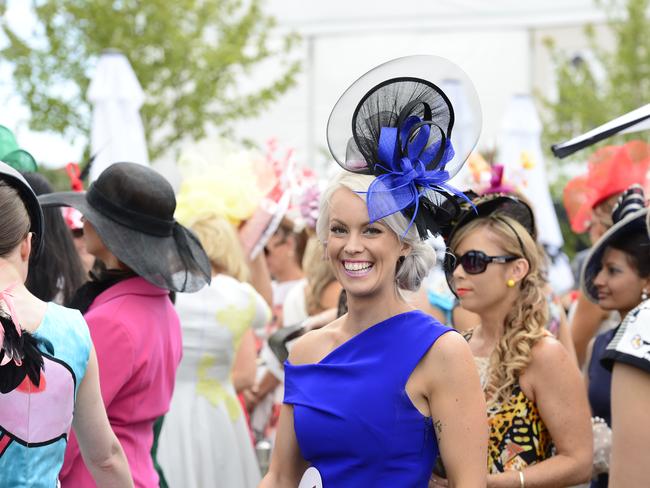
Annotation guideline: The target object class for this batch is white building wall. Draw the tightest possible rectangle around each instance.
[230,0,618,174]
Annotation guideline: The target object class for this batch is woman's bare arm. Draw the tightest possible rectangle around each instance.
[231,329,257,393]
[424,332,488,488]
[248,251,273,307]
[258,404,309,488]
[608,363,650,487]
[73,347,133,488]
[259,337,314,487]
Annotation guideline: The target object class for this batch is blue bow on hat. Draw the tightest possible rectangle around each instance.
[364,114,471,236]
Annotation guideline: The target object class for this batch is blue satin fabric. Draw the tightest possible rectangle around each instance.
[363,114,470,237]
[284,310,453,487]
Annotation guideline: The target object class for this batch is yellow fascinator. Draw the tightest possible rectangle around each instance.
[175,138,276,227]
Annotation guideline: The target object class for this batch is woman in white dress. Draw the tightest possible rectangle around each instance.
[158,214,270,487]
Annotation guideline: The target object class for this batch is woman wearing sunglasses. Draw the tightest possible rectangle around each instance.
[433,211,592,487]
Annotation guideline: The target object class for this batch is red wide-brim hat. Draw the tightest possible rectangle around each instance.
[563,141,650,233]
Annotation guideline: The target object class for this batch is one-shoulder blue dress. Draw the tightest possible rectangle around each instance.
[284,310,453,487]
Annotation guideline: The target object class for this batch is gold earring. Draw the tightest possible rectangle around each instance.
[507,279,516,288]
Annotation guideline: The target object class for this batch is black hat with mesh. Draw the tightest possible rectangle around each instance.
[326,55,482,239]
[39,162,211,292]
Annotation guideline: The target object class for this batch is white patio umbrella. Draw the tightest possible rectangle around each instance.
[551,103,650,158]
[498,94,574,293]
[87,49,149,182]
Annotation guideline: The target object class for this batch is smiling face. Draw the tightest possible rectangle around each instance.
[451,224,524,315]
[593,247,649,316]
[326,187,408,300]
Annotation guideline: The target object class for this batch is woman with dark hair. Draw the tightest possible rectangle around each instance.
[39,162,211,488]
[0,162,132,487]
[581,185,650,487]
[22,172,87,304]
[564,141,650,367]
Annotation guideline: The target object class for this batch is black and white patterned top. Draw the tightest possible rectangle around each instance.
[601,299,650,374]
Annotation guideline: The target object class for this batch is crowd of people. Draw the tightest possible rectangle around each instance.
[1,54,649,488]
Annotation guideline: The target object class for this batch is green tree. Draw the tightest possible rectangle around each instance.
[0,0,300,161]
[540,0,650,153]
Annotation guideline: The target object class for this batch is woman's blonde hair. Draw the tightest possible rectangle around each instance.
[316,172,435,292]
[450,215,548,410]
[302,236,338,315]
[189,213,250,282]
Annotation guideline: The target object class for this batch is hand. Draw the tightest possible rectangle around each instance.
[242,385,261,411]
[429,473,449,487]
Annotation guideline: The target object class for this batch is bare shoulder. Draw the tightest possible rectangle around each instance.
[417,331,475,379]
[288,315,345,366]
[524,335,577,388]
[410,329,481,404]
[428,330,473,361]
[529,335,571,366]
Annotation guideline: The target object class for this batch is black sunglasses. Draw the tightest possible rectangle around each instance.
[445,250,518,276]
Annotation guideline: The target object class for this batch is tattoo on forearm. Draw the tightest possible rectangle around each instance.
[434,420,442,437]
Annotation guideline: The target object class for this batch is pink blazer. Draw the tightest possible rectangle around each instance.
[60,277,182,488]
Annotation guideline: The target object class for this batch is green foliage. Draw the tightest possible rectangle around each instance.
[540,0,650,154]
[0,0,301,160]
[540,0,649,256]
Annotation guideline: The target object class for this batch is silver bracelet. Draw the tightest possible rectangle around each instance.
[518,470,525,488]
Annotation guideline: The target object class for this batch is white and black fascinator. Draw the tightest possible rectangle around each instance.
[327,55,482,238]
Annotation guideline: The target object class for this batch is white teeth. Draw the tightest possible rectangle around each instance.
[344,261,373,271]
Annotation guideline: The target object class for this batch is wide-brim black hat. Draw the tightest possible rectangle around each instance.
[581,186,648,302]
[39,162,211,293]
[0,161,44,257]
[326,55,481,239]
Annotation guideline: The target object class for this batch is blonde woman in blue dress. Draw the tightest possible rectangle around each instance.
[262,55,488,488]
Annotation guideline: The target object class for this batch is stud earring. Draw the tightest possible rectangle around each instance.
[642,288,648,301]
[507,279,516,288]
